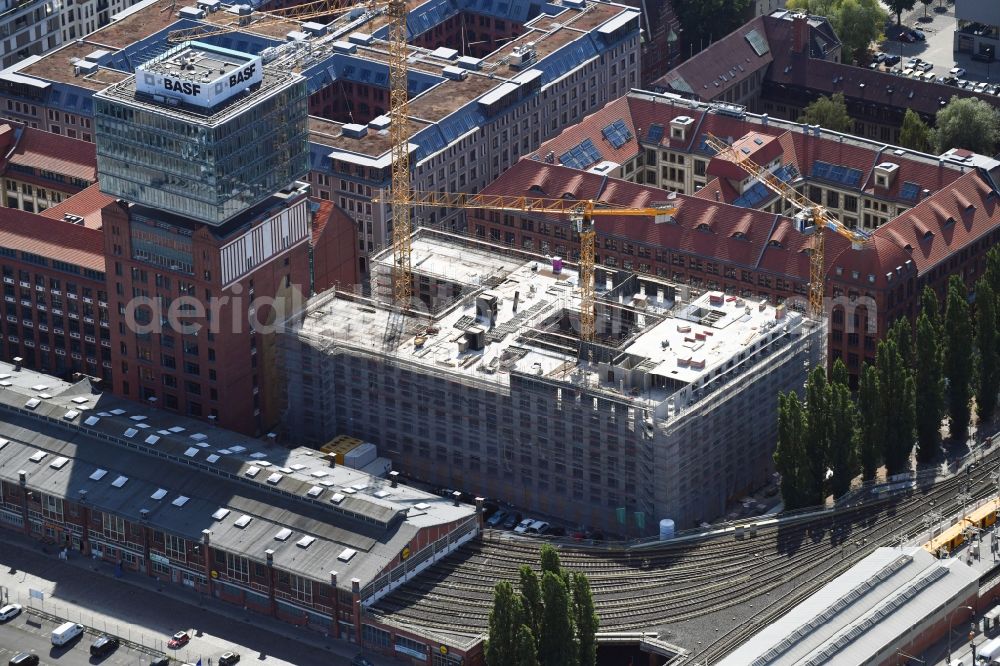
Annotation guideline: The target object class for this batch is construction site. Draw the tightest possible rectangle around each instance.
[280,229,825,535]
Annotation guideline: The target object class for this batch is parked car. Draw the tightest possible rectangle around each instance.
[168,631,190,649]
[8,653,38,666]
[899,32,916,42]
[219,652,241,666]
[909,29,925,41]
[502,512,522,530]
[90,635,120,658]
[949,66,967,77]
[513,518,535,534]
[486,509,508,528]
[884,54,901,66]
[0,603,22,622]
[976,81,989,93]
[525,520,550,535]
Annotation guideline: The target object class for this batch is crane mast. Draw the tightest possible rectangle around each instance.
[387,0,412,311]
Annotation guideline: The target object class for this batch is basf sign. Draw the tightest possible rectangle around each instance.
[136,43,264,109]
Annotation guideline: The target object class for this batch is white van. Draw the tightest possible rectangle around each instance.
[51,621,84,646]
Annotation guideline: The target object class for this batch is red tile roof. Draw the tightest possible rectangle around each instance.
[39,183,117,229]
[1,123,96,183]
[874,170,998,277]
[0,207,106,272]
[651,16,773,99]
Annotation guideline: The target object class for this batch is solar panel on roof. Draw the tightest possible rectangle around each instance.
[601,119,633,149]
[811,160,862,187]
[745,29,770,57]
[647,124,664,143]
[559,138,603,169]
[900,182,921,201]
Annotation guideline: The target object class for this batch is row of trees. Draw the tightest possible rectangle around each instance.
[775,249,1000,508]
[485,545,599,666]
[802,94,1000,158]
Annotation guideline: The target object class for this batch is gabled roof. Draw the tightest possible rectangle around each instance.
[875,170,998,276]
[652,16,773,99]
[0,121,97,183]
[0,207,105,272]
[39,183,117,229]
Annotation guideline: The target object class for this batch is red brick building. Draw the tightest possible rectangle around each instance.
[0,187,114,382]
[1,120,97,213]
[469,154,1000,386]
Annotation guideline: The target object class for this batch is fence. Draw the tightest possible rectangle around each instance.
[12,591,172,661]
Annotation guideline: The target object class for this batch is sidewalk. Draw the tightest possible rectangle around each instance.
[0,529,401,666]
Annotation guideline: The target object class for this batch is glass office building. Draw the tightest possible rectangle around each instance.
[94,43,309,227]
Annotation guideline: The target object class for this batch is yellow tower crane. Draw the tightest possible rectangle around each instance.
[702,133,869,319]
[403,191,678,342]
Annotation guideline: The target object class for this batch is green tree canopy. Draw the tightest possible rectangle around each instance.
[775,391,811,508]
[673,0,754,57]
[835,0,888,62]
[518,565,543,640]
[486,581,524,666]
[933,97,1000,155]
[899,109,932,153]
[915,308,945,463]
[572,574,599,666]
[800,93,853,133]
[514,626,539,666]
[539,544,561,576]
[944,275,974,442]
[977,279,999,425]
[805,365,832,504]
[538,573,577,666]
[889,317,913,367]
[857,363,883,480]
[828,360,859,498]
[886,0,915,25]
[876,337,916,474]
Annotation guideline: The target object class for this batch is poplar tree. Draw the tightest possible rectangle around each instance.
[572,574,599,666]
[519,566,543,640]
[977,279,999,425]
[539,544,561,576]
[857,363,882,480]
[539,573,577,666]
[915,309,944,463]
[889,317,913,367]
[775,391,809,508]
[877,338,916,474]
[945,275,974,443]
[805,366,832,504]
[514,626,539,666]
[486,581,524,666]
[828,359,859,498]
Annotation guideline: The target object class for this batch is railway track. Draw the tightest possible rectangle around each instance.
[370,449,1000,661]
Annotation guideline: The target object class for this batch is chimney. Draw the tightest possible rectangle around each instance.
[18,470,27,486]
[265,549,275,565]
[327,453,337,468]
[452,490,461,506]
[389,470,399,488]
[201,528,211,545]
[793,14,809,55]
[140,508,150,521]
[12,356,22,371]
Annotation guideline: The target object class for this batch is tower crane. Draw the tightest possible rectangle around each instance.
[166,0,379,43]
[702,133,869,319]
[393,190,679,342]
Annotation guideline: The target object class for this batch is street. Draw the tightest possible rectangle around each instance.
[0,610,157,666]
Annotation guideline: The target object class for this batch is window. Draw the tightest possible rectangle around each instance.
[226,553,250,582]
[290,574,312,603]
[43,494,63,522]
[165,534,186,561]
[102,512,126,542]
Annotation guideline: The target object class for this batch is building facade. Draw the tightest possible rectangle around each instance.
[1,120,96,212]
[281,231,823,534]
[954,0,1000,60]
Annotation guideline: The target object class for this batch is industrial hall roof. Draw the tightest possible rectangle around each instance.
[0,360,475,590]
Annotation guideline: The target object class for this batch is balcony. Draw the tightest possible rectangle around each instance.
[52,308,62,315]
[100,339,110,348]
[67,293,78,300]
[102,361,112,369]
[71,352,81,360]
[34,284,43,291]
[4,296,13,303]
[19,281,29,288]
[50,290,60,296]
[22,320,32,328]
[84,316,94,324]
[2,277,12,284]
[53,328,63,335]
[38,324,47,332]
[20,299,31,307]
[68,312,79,320]
[98,300,107,308]
[85,335,95,343]
[86,357,96,365]
[5,315,16,323]
[69,331,80,339]
[83,297,93,304]
[23,340,33,348]
[36,304,45,312]
[40,344,49,351]
[99,320,109,328]
[55,348,65,356]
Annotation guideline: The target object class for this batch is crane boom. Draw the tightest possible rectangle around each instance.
[377,190,678,341]
[703,132,868,318]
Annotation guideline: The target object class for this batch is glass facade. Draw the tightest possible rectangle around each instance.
[94,72,308,226]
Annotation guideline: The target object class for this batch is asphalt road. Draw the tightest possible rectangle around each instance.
[0,610,155,666]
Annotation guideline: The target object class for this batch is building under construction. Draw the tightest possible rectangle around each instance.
[280,229,824,534]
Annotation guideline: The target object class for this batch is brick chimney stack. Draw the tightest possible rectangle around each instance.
[793,14,809,55]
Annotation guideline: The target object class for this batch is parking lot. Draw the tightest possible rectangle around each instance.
[869,2,1000,96]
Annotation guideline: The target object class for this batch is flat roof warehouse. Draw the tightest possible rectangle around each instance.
[0,360,475,593]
